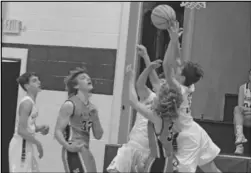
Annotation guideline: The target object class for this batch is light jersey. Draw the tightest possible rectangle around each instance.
[64,95,96,148]
[129,91,156,149]
[243,83,251,108]
[14,96,38,136]
[176,83,195,128]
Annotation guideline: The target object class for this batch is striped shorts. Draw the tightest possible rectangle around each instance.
[62,145,97,173]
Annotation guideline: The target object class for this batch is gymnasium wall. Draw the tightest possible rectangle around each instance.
[2,2,128,172]
[190,2,251,120]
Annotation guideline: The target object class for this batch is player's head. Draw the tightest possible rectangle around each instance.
[158,72,166,86]
[64,67,93,97]
[248,69,251,82]
[17,72,41,93]
[153,72,166,93]
[176,61,204,87]
[153,83,183,121]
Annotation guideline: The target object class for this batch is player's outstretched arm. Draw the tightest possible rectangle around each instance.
[137,44,161,91]
[127,64,161,125]
[163,21,180,89]
[136,59,162,101]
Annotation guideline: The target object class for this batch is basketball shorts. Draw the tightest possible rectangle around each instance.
[9,135,39,172]
[175,121,220,173]
[62,146,97,173]
[107,140,150,173]
[144,140,179,173]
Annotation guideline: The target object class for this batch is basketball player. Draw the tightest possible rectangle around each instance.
[9,72,49,172]
[54,67,103,173]
[234,69,251,154]
[163,21,221,173]
[107,44,165,173]
[126,62,183,173]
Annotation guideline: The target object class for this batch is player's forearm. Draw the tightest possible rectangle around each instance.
[163,40,177,84]
[142,54,160,90]
[129,73,139,106]
[18,128,40,145]
[136,65,154,90]
[54,129,69,148]
[92,121,103,140]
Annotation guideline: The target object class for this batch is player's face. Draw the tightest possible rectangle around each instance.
[76,73,93,92]
[26,76,42,93]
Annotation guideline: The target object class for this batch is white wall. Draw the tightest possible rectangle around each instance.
[3,2,121,49]
[3,2,128,172]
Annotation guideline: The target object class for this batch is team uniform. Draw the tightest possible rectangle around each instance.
[144,117,179,173]
[9,96,40,172]
[62,95,102,173]
[174,84,220,172]
[107,92,156,173]
[243,83,251,109]
[235,83,251,154]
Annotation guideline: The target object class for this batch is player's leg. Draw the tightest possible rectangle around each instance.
[78,147,97,172]
[200,161,221,173]
[197,123,221,173]
[62,148,85,173]
[233,106,247,154]
[107,144,134,173]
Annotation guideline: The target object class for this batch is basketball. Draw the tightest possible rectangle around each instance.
[151,5,176,30]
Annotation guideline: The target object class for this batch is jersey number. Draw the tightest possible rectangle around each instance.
[243,103,251,108]
[81,120,92,132]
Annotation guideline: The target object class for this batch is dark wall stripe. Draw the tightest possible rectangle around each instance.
[2,43,117,95]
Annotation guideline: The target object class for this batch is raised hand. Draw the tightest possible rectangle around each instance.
[126,64,135,80]
[149,59,162,70]
[167,20,181,42]
[136,44,148,58]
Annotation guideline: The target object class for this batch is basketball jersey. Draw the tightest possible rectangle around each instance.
[64,95,95,148]
[129,91,156,149]
[176,84,195,127]
[243,83,251,108]
[148,119,174,158]
[14,96,38,136]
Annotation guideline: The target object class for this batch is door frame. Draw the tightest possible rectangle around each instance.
[116,2,143,144]
[2,47,28,104]
[1,47,28,171]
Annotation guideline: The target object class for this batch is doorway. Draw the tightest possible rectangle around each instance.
[2,59,21,172]
[140,2,184,87]
[130,2,184,129]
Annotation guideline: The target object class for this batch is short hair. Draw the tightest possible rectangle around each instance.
[64,67,88,98]
[154,84,183,120]
[16,72,38,91]
[181,61,204,87]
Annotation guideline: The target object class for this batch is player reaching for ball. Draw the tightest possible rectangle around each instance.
[127,61,183,173]
[9,72,49,172]
[107,44,165,173]
[163,20,222,173]
[234,69,251,155]
[54,67,103,173]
